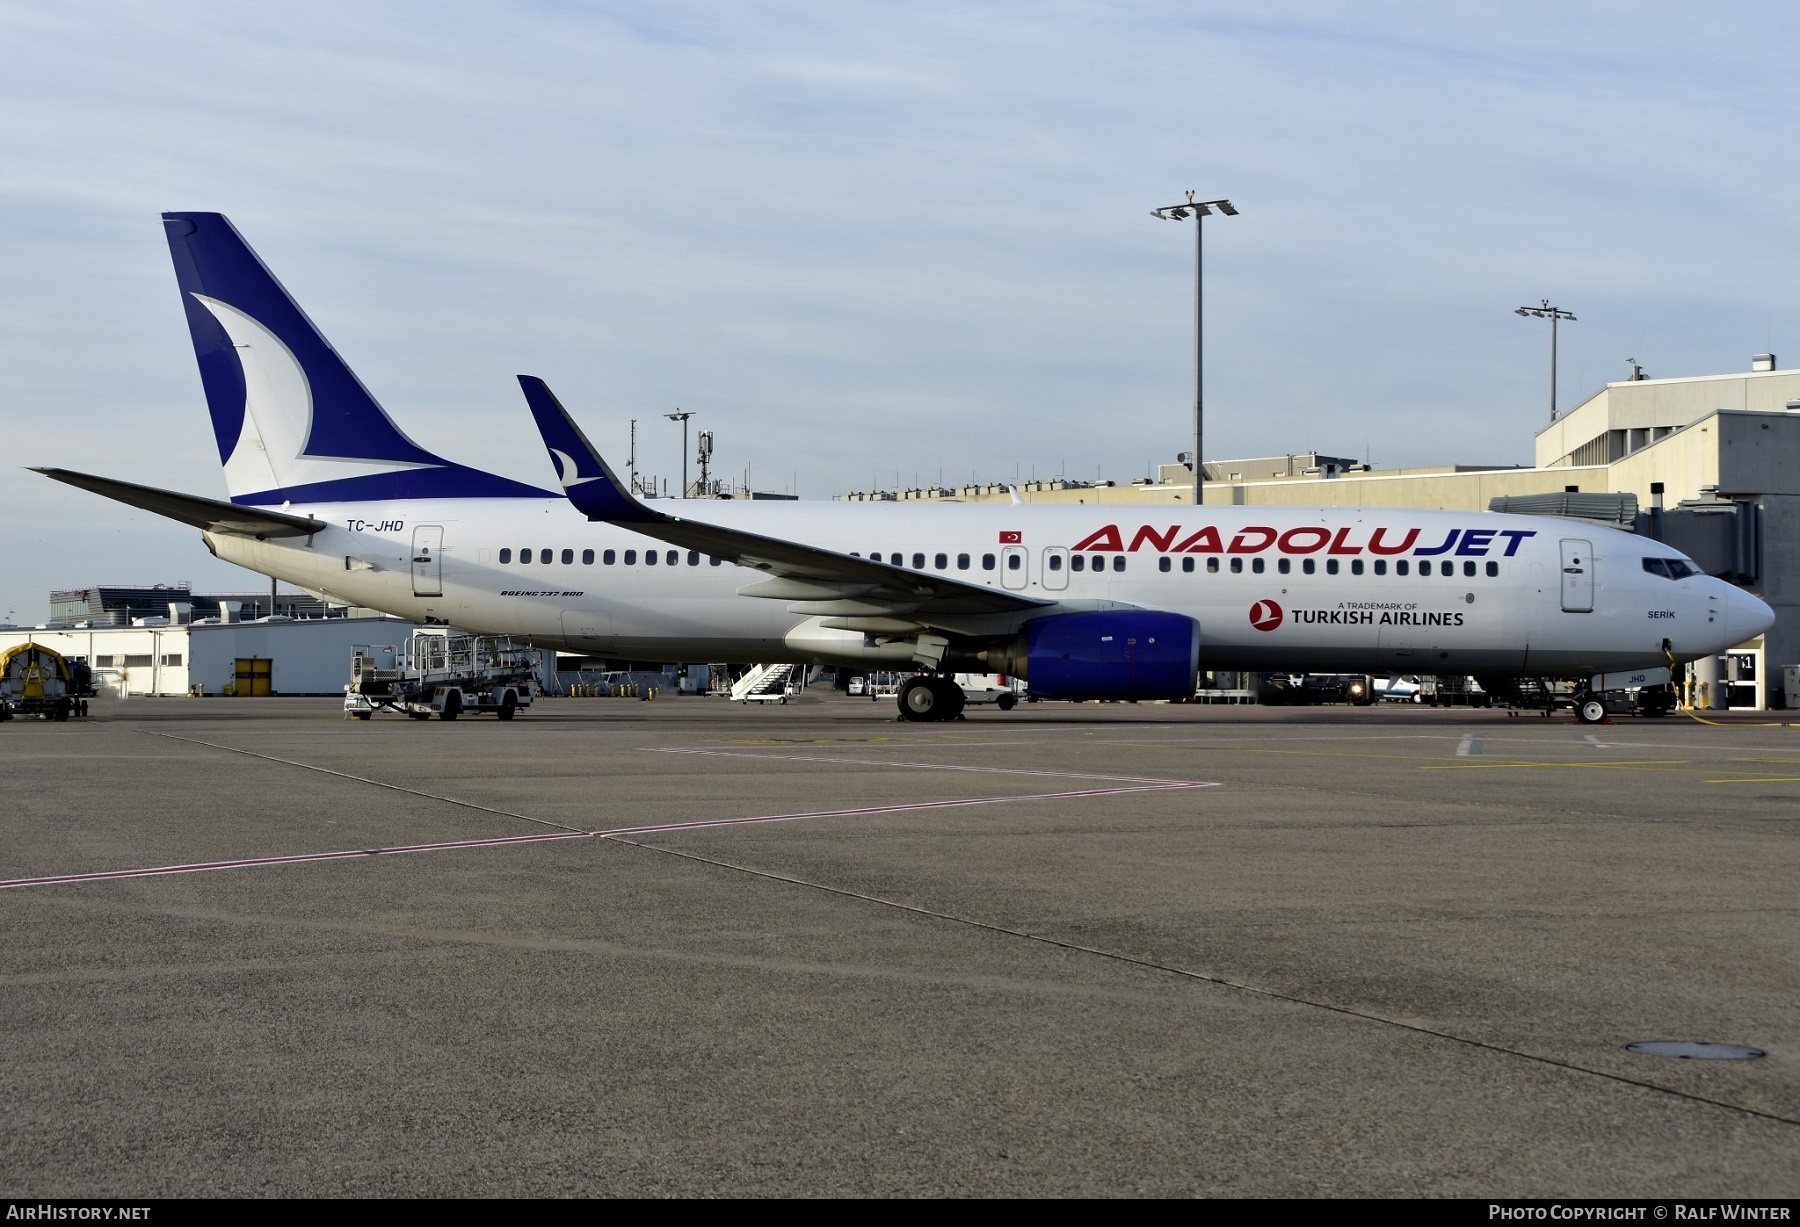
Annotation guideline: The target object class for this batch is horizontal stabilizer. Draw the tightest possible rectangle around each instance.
[33,468,325,537]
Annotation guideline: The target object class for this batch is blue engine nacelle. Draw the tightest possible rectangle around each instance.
[1005,610,1200,701]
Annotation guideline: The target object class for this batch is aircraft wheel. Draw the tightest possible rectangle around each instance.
[932,678,965,721]
[898,677,938,721]
[996,693,1017,712]
[1577,695,1607,724]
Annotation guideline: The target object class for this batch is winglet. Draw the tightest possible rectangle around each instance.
[516,376,658,523]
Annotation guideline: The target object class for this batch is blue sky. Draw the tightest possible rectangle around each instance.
[3,1,1797,619]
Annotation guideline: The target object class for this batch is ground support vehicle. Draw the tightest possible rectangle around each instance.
[955,673,1020,710]
[1416,676,1493,708]
[731,662,798,703]
[0,642,94,721]
[345,631,539,721]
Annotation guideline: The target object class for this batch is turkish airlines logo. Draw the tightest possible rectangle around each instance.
[1249,599,1284,632]
[998,530,1022,544]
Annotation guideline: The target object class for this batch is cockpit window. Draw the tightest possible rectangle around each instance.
[1644,557,1699,580]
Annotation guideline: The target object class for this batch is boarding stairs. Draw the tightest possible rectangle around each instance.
[731,662,797,703]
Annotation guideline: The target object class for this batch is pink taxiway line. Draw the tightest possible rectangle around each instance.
[0,781,1213,893]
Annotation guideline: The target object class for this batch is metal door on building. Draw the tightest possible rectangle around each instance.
[1041,546,1069,591]
[1560,538,1594,612]
[233,657,272,696]
[412,525,444,597]
[1001,545,1028,590]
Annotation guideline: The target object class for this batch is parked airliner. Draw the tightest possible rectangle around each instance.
[34,213,1774,722]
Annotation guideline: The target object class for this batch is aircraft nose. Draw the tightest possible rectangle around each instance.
[1726,586,1776,647]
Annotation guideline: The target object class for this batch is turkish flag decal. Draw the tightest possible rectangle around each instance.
[998,531,1022,544]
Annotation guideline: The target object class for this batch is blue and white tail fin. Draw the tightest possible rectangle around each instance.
[162,212,549,505]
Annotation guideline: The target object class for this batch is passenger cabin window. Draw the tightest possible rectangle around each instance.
[912,552,926,569]
[666,550,678,566]
[1207,558,1220,573]
[1159,557,1171,572]
[1251,558,1265,574]
[1182,557,1195,573]
[624,549,637,564]
[1374,559,1387,575]
[890,553,903,566]
[710,556,722,566]
[1047,554,1063,572]
[982,553,996,570]
[562,548,574,565]
[647,550,658,566]
[1230,558,1242,573]
[956,553,970,570]
[1396,560,1409,576]
[519,548,532,564]
[1462,560,1476,577]
[499,548,512,563]
[604,549,616,565]
[934,552,947,569]
[1302,559,1315,575]
[1071,555,1085,572]
[688,551,700,566]
[1091,555,1105,571]
[582,549,595,565]
[1112,556,1126,572]
[1485,561,1498,577]
[1326,559,1339,575]
[1007,553,1021,571]
[1351,559,1364,575]
[1278,558,1291,575]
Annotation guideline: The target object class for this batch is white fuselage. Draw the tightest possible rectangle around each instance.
[209,498,1764,678]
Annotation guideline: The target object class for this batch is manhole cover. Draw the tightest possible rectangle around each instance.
[1624,1041,1765,1061]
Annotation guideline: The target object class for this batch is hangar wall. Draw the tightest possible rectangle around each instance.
[0,617,420,697]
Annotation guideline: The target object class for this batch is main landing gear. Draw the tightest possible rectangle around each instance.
[897,675,966,722]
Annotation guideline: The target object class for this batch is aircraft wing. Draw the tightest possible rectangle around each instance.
[517,376,1051,620]
[33,468,326,538]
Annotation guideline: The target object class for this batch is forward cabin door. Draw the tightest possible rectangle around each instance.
[412,525,444,597]
[1041,546,1069,591]
[1560,538,1593,613]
